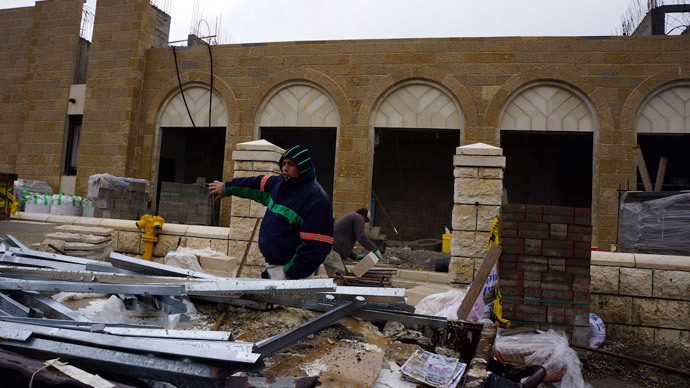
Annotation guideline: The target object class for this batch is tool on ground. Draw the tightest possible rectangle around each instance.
[235,218,260,277]
[135,214,164,261]
[371,190,405,247]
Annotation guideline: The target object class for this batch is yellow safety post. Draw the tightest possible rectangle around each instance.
[135,214,164,261]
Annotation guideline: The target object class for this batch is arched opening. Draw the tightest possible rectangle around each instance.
[498,82,597,207]
[255,82,338,199]
[154,83,229,225]
[370,80,463,241]
[635,82,690,191]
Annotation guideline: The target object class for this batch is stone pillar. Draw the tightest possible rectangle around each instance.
[449,143,505,286]
[228,140,283,278]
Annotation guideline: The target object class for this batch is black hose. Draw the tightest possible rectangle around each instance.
[171,46,196,128]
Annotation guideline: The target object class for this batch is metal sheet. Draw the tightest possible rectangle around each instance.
[109,252,216,279]
[0,278,186,296]
[0,321,258,364]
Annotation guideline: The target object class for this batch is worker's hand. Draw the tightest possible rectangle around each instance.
[209,180,226,201]
[354,253,366,261]
[373,249,381,259]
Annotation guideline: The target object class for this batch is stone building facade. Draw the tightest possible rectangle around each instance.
[2,0,690,251]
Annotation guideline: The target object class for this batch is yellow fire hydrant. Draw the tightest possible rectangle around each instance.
[135,214,164,261]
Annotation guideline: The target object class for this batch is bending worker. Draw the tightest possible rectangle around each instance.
[209,145,333,279]
[323,208,381,276]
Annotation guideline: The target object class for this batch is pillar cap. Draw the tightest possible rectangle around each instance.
[456,142,502,156]
[236,139,285,153]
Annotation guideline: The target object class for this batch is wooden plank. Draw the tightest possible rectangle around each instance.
[632,145,653,191]
[654,157,668,192]
[456,245,502,320]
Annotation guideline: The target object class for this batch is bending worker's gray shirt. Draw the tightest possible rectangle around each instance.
[333,212,376,260]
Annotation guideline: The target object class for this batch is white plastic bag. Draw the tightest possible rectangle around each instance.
[164,247,226,274]
[588,313,606,348]
[414,289,466,320]
[495,329,591,387]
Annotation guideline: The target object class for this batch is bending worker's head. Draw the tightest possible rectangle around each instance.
[279,145,312,180]
[356,208,370,223]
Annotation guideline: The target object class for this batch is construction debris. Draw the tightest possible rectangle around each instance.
[38,225,114,260]
[0,233,457,387]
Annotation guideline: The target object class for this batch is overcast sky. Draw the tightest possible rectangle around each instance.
[10,0,635,43]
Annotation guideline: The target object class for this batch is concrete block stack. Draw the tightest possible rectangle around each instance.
[448,143,505,286]
[498,204,592,345]
[158,177,215,225]
[157,178,214,225]
[89,181,149,220]
[229,140,284,278]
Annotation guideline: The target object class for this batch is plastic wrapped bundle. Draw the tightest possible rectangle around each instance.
[13,179,53,211]
[50,194,83,216]
[618,191,690,255]
[24,193,52,214]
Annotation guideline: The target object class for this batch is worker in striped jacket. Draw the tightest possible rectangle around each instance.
[210,145,333,279]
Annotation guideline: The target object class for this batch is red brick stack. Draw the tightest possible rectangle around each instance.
[498,204,591,344]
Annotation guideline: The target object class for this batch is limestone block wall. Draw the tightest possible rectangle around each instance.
[449,143,504,285]
[14,0,83,189]
[228,140,284,278]
[0,6,33,172]
[590,251,690,345]
[499,204,592,345]
[76,0,160,194]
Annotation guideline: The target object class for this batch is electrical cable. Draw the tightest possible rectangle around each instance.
[171,46,196,128]
[207,43,213,128]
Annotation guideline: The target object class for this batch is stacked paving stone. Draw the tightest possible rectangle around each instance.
[89,181,149,220]
[39,225,115,261]
[228,140,284,278]
[498,204,592,345]
[449,143,505,286]
[158,178,214,225]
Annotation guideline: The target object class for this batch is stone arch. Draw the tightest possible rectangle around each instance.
[144,70,239,125]
[497,81,597,133]
[358,67,476,130]
[251,68,351,127]
[254,81,339,137]
[635,81,690,134]
[371,79,464,130]
[621,66,690,133]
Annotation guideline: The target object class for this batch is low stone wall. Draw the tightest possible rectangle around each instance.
[590,251,690,345]
[17,212,233,261]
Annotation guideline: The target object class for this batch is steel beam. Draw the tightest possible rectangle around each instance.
[254,300,364,357]
[0,321,258,364]
[185,278,336,295]
[6,290,92,322]
[0,278,186,296]
[320,285,407,303]
[0,265,192,284]
[0,316,158,329]
[0,336,253,388]
[0,292,43,318]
